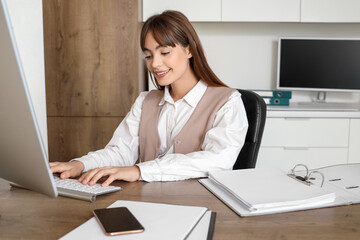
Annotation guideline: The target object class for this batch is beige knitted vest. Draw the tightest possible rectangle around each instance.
[138,86,235,162]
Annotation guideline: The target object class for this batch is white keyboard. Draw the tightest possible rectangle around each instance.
[54,175,122,202]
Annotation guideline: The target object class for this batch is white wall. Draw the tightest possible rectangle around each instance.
[193,22,360,103]
[148,22,360,103]
[6,0,48,153]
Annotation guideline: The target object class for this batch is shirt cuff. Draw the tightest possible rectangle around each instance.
[136,161,162,182]
[70,157,92,172]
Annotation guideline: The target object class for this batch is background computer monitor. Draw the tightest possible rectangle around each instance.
[0,0,57,197]
[277,38,360,97]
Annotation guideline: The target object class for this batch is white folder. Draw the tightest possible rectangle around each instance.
[200,164,360,217]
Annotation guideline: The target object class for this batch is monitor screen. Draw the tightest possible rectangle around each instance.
[0,0,57,198]
[277,38,360,93]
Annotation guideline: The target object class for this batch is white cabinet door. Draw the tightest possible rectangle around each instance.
[301,0,360,22]
[258,117,351,169]
[257,147,348,171]
[222,0,300,22]
[142,0,221,22]
[349,119,360,163]
[261,118,349,148]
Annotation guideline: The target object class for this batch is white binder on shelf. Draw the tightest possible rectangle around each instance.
[199,164,360,217]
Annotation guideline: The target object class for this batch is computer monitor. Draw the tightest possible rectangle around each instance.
[277,37,360,102]
[0,0,57,197]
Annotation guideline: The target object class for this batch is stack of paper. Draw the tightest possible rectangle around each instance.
[60,200,216,240]
[200,168,336,216]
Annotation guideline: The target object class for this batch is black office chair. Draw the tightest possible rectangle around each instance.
[232,89,267,170]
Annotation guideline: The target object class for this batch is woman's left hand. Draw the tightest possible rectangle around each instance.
[78,166,141,187]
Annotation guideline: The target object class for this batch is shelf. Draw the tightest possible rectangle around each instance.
[267,110,360,118]
[267,103,360,118]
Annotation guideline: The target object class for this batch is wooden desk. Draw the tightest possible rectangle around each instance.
[1,177,360,240]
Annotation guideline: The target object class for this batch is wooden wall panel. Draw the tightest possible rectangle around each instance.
[43,0,139,162]
[44,0,138,117]
[47,117,123,162]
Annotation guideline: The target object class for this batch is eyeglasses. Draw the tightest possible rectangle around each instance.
[287,164,325,187]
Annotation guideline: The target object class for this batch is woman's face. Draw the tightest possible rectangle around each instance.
[143,32,193,88]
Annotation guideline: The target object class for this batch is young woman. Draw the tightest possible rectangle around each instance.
[50,10,248,186]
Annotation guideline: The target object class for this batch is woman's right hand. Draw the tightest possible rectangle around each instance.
[49,161,85,179]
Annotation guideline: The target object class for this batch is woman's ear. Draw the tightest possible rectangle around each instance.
[185,45,192,59]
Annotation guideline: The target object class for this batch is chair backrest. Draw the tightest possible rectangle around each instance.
[233,89,267,170]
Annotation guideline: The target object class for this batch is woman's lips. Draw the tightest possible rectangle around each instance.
[155,69,170,78]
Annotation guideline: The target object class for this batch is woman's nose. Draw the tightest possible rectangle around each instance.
[151,54,162,68]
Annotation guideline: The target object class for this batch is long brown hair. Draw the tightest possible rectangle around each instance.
[140,10,228,90]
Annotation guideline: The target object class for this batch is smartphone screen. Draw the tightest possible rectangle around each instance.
[93,207,145,236]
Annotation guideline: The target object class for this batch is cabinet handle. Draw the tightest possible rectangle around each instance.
[283,147,309,150]
[284,118,310,121]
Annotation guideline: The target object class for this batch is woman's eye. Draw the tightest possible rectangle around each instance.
[144,55,152,59]
[161,52,170,55]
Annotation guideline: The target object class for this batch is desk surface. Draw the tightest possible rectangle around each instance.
[1,178,360,240]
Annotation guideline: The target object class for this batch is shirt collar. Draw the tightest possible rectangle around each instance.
[158,87,172,106]
[158,80,208,107]
[183,80,207,107]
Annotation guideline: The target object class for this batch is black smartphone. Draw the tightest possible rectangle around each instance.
[93,207,145,236]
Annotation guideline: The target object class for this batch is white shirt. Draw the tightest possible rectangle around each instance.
[74,81,248,182]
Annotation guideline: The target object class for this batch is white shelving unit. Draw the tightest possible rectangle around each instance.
[222,0,300,22]
[142,0,360,23]
[142,0,221,22]
[257,110,360,171]
[301,0,360,23]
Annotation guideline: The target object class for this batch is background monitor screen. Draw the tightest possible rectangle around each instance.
[277,38,360,93]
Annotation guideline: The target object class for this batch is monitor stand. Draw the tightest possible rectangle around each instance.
[315,91,327,103]
[295,91,359,111]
